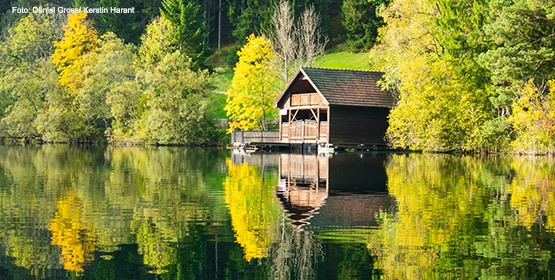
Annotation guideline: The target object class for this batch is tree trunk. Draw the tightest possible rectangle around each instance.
[218,0,221,49]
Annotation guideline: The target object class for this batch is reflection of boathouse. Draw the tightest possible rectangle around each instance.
[276,153,393,230]
[276,154,329,229]
[272,68,395,146]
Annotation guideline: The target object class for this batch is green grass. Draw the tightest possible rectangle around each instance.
[208,92,227,119]
[208,67,232,120]
[315,50,371,70]
[211,67,234,92]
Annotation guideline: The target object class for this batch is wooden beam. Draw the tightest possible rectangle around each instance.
[310,108,317,120]
[288,105,328,110]
[291,109,299,122]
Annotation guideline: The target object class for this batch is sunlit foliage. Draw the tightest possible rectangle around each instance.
[372,0,555,152]
[225,35,279,132]
[137,51,215,144]
[137,16,177,70]
[371,0,493,152]
[509,80,555,154]
[51,12,98,92]
[0,12,64,139]
[80,32,138,142]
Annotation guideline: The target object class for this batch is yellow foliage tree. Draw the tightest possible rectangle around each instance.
[51,12,98,94]
[225,34,279,132]
[509,79,555,154]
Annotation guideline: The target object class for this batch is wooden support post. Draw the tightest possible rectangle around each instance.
[288,109,291,143]
[301,120,305,142]
[327,108,330,143]
[317,108,320,142]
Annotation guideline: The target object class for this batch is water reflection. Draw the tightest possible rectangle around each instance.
[0,145,230,278]
[277,153,329,229]
[2,145,555,279]
[274,152,392,231]
[370,153,555,279]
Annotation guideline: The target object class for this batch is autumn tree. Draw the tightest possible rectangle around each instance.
[138,16,178,70]
[371,0,494,151]
[39,12,100,142]
[225,34,279,132]
[51,12,98,92]
[509,79,555,154]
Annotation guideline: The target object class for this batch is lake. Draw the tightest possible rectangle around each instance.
[0,145,554,279]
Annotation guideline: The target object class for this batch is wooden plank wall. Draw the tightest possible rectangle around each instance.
[329,106,390,145]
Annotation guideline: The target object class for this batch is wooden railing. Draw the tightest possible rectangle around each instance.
[282,120,319,141]
[319,122,328,140]
[231,130,279,144]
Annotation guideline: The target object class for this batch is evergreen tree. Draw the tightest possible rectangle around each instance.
[161,0,210,69]
[341,0,387,52]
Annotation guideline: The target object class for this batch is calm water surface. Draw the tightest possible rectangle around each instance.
[0,145,554,279]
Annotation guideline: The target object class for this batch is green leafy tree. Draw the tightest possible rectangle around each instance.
[79,32,138,142]
[138,51,215,144]
[0,12,64,140]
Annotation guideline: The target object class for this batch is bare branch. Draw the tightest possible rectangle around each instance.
[266,1,328,83]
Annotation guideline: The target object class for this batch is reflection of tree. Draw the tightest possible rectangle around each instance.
[0,145,228,277]
[269,223,323,280]
[508,157,555,230]
[49,192,96,273]
[223,158,281,262]
[370,154,555,279]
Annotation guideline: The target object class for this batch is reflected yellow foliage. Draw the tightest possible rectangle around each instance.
[223,158,281,261]
[370,154,555,279]
[369,154,485,279]
[49,192,95,273]
[508,157,555,230]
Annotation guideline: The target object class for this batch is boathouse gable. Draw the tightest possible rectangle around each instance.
[273,67,394,146]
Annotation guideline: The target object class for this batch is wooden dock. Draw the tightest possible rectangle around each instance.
[230,131,390,152]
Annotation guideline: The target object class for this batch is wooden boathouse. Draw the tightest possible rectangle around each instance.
[272,67,395,146]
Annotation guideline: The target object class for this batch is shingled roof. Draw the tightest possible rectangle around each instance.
[273,67,395,108]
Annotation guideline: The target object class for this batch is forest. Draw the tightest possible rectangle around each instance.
[0,0,554,153]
